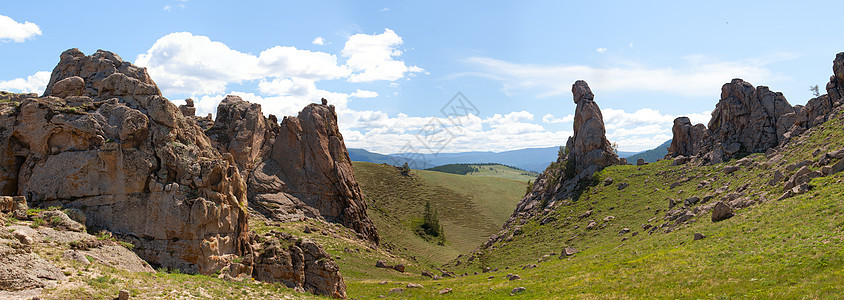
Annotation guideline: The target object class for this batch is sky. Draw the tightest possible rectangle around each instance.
[1,1,843,155]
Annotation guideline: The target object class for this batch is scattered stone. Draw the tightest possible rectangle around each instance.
[619,228,630,235]
[507,274,521,281]
[603,177,614,186]
[118,290,130,300]
[711,202,734,222]
[511,287,526,294]
[636,158,646,166]
[389,288,404,294]
[562,247,578,257]
[438,288,453,294]
[393,264,405,273]
[693,233,706,241]
[723,165,739,174]
[407,283,423,288]
[617,182,629,190]
[602,216,615,222]
[422,271,434,278]
[684,196,700,206]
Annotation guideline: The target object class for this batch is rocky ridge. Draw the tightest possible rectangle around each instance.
[668,52,844,164]
[0,49,357,298]
[204,95,379,244]
[487,80,618,247]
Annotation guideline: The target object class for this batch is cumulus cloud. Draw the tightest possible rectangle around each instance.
[0,71,51,93]
[312,37,327,45]
[542,113,574,124]
[135,30,419,97]
[596,48,607,53]
[0,15,41,42]
[341,29,426,82]
[461,54,795,98]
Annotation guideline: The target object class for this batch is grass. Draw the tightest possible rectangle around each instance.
[427,163,540,182]
[352,161,525,267]
[341,110,844,299]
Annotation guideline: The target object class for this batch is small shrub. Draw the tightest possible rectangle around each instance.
[30,218,44,228]
[117,241,135,250]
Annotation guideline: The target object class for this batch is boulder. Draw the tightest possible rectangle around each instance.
[711,202,734,222]
[252,234,346,298]
[667,117,707,157]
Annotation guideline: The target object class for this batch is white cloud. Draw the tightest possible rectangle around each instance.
[312,37,327,45]
[0,15,41,42]
[135,32,351,95]
[0,71,51,94]
[341,28,425,82]
[601,108,711,152]
[350,89,378,98]
[136,30,419,97]
[542,113,574,124]
[628,42,634,48]
[380,7,391,12]
[461,54,795,98]
[597,48,607,53]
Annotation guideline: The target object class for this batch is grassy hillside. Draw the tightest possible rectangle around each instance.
[352,162,526,267]
[426,163,540,182]
[342,111,844,298]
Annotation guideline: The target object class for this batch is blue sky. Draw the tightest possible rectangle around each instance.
[2,1,843,153]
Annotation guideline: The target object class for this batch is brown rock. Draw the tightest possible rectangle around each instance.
[438,288,453,294]
[50,76,84,98]
[253,235,346,298]
[711,202,734,222]
[6,49,249,275]
[693,233,706,240]
[667,117,706,158]
[636,158,646,166]
[246,103,378,243]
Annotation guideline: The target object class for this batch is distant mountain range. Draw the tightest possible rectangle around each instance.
[626,139,671,164]
[349,145,654,172]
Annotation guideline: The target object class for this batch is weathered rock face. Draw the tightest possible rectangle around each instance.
[206,95,272,176]
[670,53,844,163]
[706,79,794,159]
[252,232,346,298]
[208,98,379,244]
[499,80,618,233]
[568,80,619,172]
[666,117,707,157]
[1,49,249,274]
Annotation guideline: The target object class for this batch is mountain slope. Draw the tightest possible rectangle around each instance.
[342,108,844,299]
[626,139,671,163]
[351,161,525,267]
[425,163,539,182]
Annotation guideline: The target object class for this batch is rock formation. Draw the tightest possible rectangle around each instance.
[252,231,347,298]
[666,117,706,157]
[0,49,249,274]
[206,97,379,244]
[499,80,618,231]
[669,53,844,164]
[567,80,619,172]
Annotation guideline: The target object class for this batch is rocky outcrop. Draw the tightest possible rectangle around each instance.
[670,53,844,164]
[666,117,706,157]
[0,49,249,274]
[207,97,378,244]
[567,80,618,172]
[251,231,347,298]
[206,95,273,176]
[499,80,618,233]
